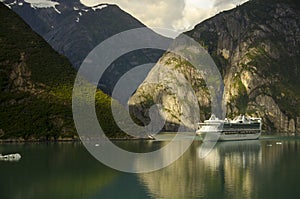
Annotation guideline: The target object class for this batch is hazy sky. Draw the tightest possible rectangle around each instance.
[80,0,248,37]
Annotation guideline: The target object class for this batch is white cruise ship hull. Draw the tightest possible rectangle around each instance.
[196,131,261,141]
[196,115,262,142]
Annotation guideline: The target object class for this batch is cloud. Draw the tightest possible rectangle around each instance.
[81,0,185,27]
[173,0,249,32]
[213,0,247,7]
[80,0,248,37]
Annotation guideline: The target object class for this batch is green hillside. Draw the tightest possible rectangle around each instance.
[0,3,125,140]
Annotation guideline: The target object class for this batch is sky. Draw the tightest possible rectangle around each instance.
[80,0,248,37]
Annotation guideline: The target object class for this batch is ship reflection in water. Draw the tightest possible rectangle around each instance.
[138,139,298,199]
[198,141,262,199]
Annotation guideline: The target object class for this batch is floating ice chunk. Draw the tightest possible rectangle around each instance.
[0,153,21,161]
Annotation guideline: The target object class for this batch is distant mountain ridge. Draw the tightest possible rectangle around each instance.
[2,0,165,95]
[129,0,300,133]
[0,3,126,140]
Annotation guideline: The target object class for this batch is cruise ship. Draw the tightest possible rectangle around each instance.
[196,114,262,141]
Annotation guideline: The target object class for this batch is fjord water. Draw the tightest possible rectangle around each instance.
[0,137,300,199]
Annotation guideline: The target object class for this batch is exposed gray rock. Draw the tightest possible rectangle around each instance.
[7,52,44,95]
[129,0,300,133]
[289,119,295,133]
[297,117,300,133]
[129,53,204,131]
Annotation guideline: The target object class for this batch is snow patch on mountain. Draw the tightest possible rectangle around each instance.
[24,0,58,8]
[91,4,107,11]
[0,0,16,8]
[24,0,61,13]
[75,11,82,22]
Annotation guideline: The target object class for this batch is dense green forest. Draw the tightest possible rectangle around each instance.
[0,3,126,140]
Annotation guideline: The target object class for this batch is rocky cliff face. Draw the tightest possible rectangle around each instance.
[130,0,300,133]
[129,52,210,131]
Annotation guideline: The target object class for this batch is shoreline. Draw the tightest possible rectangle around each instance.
[0,137,155,143]
[1,132,299,143]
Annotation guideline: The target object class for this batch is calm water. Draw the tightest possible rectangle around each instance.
[1,136,300,199]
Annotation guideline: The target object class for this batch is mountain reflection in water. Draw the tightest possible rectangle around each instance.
[138,139,300,199]
[1,138,300,199]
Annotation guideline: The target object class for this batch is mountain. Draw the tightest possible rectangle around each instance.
[0,3,126,140]
[2,0,165,95]
[129,0,300,133]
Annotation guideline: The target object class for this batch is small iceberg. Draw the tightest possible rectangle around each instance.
[0,153,21,161]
